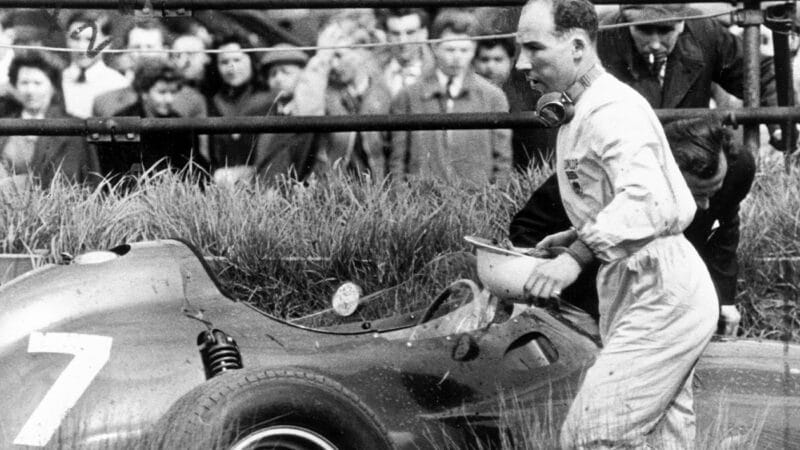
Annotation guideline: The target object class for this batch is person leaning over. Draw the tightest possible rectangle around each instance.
[599,3,788,150]
[510,117,756,335]
[515,0,718,447]
[389,9,511,187]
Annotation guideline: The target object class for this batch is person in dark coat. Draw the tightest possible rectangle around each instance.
[207,34,273,184]
[0,51,98,192]
[599,4,778,114]
[93,59,207,181]
[269,14,393,182]
[253,44,313,184]
[509,117,755,335]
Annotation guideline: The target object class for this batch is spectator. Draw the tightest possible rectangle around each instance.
[92,59,207,180]
[510,117,755,336]
[473,37,514,87]
[376,8,434,98]
[112,19,169,81]
[599,4,782,146]
[62,11,129,118]
[0,17,21,116]
[254,44,311,182]
[0,17,15,92]
[207,35,273,186]
[92,19,207,121]
[0,51,98,194]
[170,31,213,97]
[4,10,66,64]
[258,43,308,100]
[389,9,511,186]
[286,15,392,180]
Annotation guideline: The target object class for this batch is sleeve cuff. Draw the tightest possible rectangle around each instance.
[565,239,595,269]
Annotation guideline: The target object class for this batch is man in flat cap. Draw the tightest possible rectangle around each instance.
[253,44,311,182]
[598,3,780,134]
[258,43,309,107]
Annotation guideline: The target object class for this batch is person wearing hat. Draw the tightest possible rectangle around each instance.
[267,15,392,181]
[259,43,308,105]
[597,3,782,147]
[253,44,311,183]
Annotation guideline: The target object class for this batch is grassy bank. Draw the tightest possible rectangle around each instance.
[0,166,796,340]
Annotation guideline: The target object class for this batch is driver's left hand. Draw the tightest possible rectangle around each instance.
[524,253,581,299]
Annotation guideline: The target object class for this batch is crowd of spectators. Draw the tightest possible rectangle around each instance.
[0,5,793,192]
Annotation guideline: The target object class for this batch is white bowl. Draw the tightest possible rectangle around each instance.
[464,236,547,300]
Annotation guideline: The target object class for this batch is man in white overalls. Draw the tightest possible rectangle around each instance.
[515,0,718,447]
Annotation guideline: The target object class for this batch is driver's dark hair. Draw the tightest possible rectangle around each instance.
[663,118,734,179]
[528,0,598,42]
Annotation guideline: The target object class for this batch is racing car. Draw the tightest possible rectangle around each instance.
[0,239,798,449]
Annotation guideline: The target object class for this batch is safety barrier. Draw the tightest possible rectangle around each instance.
[0,0,795,158]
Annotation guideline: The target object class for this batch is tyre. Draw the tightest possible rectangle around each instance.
[154,368,394,450]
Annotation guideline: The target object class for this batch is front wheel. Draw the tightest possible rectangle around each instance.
[153,369,394,450]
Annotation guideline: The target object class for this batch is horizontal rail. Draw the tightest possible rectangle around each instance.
[0,0,525,9]
[0,0,742,9]
[0,107,798,136]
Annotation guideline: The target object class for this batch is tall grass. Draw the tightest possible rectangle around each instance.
[0,166,796,339]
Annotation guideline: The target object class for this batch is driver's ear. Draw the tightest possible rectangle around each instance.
[571,35,587,57]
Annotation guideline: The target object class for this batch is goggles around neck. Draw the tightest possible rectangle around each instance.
[535,65,604,127]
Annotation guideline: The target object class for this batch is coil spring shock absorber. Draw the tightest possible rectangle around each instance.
[197,329,243,379]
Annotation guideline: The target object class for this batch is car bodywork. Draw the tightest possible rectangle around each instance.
[0,239,798,449]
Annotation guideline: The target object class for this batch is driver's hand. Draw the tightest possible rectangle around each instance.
[719,304,741,336]
[524,253,581,299]
[536,229,578,250]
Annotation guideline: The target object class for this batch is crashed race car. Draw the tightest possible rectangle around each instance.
[0,238,798,449]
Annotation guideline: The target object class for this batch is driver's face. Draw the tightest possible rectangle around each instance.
[515,2,576,94]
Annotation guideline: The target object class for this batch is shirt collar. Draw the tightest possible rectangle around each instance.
[435,69,466,97]
[65,60,108,82]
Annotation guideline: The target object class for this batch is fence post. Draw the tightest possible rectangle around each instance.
[741,0,763,167]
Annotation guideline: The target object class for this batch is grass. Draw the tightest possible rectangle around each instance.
[0,164,796,339]
[5,166,790,448]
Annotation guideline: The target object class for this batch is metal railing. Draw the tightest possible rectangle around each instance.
[0,108,798,136]
[0,0,791,160]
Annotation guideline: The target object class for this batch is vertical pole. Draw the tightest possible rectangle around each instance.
[742,0,763,165]
[772,32,796,172]
[764,2,798,172]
